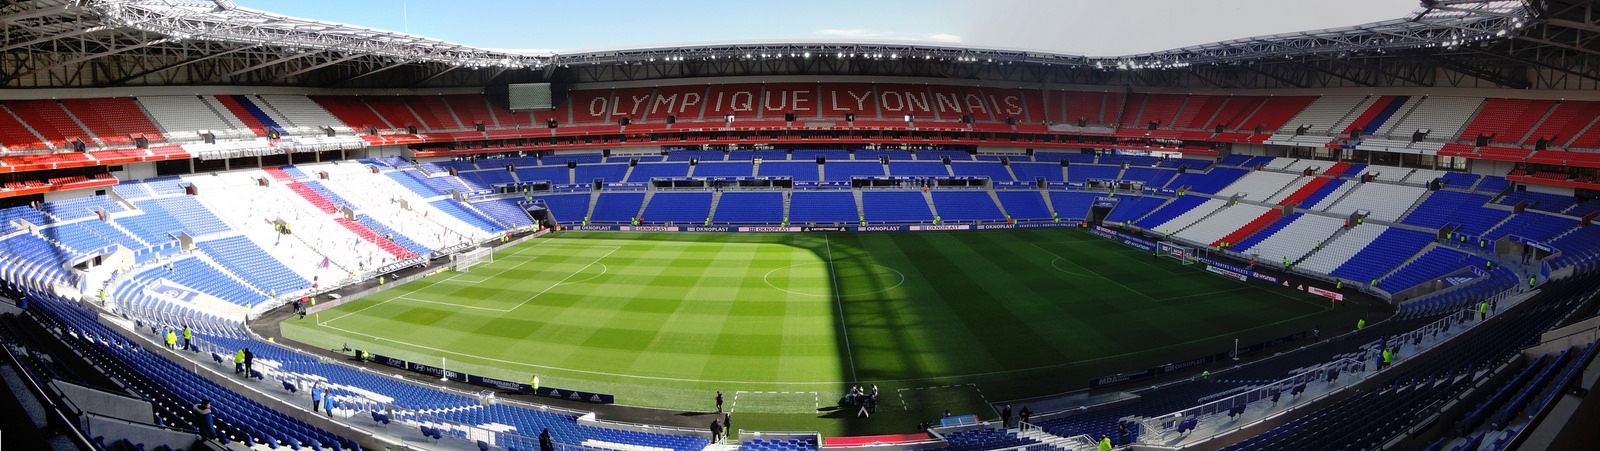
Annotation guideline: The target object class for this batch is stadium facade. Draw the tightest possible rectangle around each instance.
[1,1,1598,450]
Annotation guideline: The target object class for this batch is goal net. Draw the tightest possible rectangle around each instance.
[1158,242,1198,265]
[452,247,494,272]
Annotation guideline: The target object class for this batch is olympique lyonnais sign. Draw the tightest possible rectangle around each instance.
[573,84,1031,122]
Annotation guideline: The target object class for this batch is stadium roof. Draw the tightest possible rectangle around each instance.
[3,0,1596,89]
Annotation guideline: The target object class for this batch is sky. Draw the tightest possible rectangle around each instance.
[235,0,1420,56]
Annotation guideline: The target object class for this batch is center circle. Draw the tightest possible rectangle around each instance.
[762,263,907,297]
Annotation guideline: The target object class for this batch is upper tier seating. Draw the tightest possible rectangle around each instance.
[1323,182,1428,222]
[137,96,244,141]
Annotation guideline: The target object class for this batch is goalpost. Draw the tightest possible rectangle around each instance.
[1157,242,1199,265]
[452,247,494,272]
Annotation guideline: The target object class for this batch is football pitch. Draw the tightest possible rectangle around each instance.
[281,229,1363,434]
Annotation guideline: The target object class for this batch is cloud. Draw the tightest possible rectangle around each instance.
[814,28,891,38]
[924,33,963,43]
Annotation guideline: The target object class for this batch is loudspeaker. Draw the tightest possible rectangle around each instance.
[618,117,631,126]
[666,115,676,124]
[1060,159,1070,167]
[547,119,558,129]
[1000,157,1009,166]
[1077,118,1087,127]
[567,161,577,169]
[1215,124,1226,133]
[1006,117,1017,125]
[476,122,486,132]
[845,113,856,122]
[816,157,826,165]
[961,115,973,124]
[593,180,603,190]
[406,125,418,134]
[1037,177,1047,188]
[629,159,638,167]
[1147,121,1158,131]
[1475,134,1492,147]
[785,113,797,122]
[879,156,889,164]
[941,156,952,165]
[689,158,698,166]
[1535,137,1550,150]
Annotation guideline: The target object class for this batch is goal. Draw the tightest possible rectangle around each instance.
[452,247,494,272]
[1158,242,1198,265]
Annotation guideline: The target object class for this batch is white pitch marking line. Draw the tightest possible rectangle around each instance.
[502,246,619,312]
[824,234,860,383]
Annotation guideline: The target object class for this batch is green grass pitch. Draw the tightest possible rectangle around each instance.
[281,228,1362,435]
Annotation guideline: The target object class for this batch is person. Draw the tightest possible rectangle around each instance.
[182,325,192,350]
[234,349,245,374]
[1019,406,1032,426]
[1119,422,1130,443]
[195,400,216,439]
[539,428,554,451]
[530,374,541,393]
[1201,370,1210,381]
[322,392,334,417]
[723,413,732,439]
[1312,327,1321,341]
[710,419,723,443]
[1098,435,1113,451]
[1529,275,1537,289]
[311,382,324,413]
[1357,318,1366,330]
[242,348,254,377]
[715,391,724,413]
[1479,300,1489,320]
[1381,348,1393,369]
[1002,404,1013,428]
[164,329,177,349]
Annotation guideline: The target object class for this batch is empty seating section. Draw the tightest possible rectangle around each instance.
[930,191,1004,222]
[458,170,514,190]
[1440,172,1481,188]
[1104,196,1168,225]
[1379,247,1482,293]
[827,162,887,180]
[1174,204,1273,245]
[354,214,433,256]
[441,94,493,128]
[1009,163,1063,182]
[641,192,713,224]
[364,97,422,129]
[136,96,237,140]
[1484,213,1577,242]
[155,257,265,305]
[196,236,310,295]
[788,192,857,224]
[574,164,629,183]
[1218,171,1300,200]
[862,192,933,223]
[532,194,591,222]
[625,163,690,182]
[794,149,851,161]
[1234,213,1330,264]
[1402,191,1509,235]
[886,162,949,177]
[312,95,391,129]
[469,198,536,229]
[1066,165,1119,183]
[0,105,47,149]
[427,200,505,233]
[137,197,229,236]
[1049,191,1101,220]
[1034,152,1095,164]
[712,192,783,224]
[60,98,165,143]
[948,162,1012,181]
[516,166,571,184]
[589,192,646,223]
[1329,228,1435,283]
[335,217,417,259]
[740,437,819,451]
[1121,167,1175,187]
[1134,196,1208,230]
[5,100,90,145]
[1170,167,1248,194]
[759,162,820,181]
[667,150,724,162]
[996,191,1052,221]
[1499,190,1575,213]
[1379,96,1483,139]
[255,95,348,131]
[694,162,755,178]
[1323,182,1427,222]
[1277,95,1368,134]
[1457,98,1555,144]
[1298,223,1390,274]
[40,195,124,221]
[1525,101,1600,148]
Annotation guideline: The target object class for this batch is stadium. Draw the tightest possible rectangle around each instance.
[1,0,1599,450]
